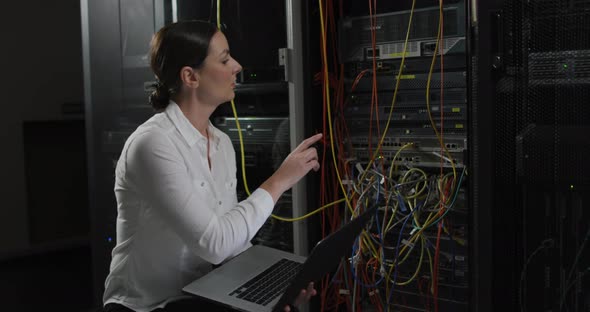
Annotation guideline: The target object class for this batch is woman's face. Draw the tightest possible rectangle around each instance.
[196,31,242,105]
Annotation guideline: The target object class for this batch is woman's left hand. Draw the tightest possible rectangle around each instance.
[283,282,317,311]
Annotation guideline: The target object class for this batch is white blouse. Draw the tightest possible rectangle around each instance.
[103,101,274,311]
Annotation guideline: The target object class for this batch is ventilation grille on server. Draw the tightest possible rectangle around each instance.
[494,1,590,311]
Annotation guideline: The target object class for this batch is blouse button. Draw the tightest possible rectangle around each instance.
[200,182,205,187]
[218,201,222,205]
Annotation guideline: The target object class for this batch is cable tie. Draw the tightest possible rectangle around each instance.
[440,251,453,261]
[397,194,407,212]
[339,289,350,295]
[431,151,453,164]
[369,289,379,296]
[356,163,364,174]
[352,253,361,267]
[380,265,387,277]
[402,239,415,249]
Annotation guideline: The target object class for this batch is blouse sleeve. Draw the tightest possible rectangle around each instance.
[124,130,274,264]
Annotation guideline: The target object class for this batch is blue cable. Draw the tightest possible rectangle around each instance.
[397,193,408,212]
[372,198,386,279]
[414,167,466,230]
[350,235,384,288]
[387,201,421,305]
[446,167,466,208]
[348,184,385,290]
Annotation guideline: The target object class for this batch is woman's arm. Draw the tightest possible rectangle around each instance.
[260,133,322,203]
[125,131,322,265]
[126,131,274,264]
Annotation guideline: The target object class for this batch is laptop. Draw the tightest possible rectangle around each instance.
[182,204,378,312]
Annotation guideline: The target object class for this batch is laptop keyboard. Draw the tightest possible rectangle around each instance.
[229,258,302,306]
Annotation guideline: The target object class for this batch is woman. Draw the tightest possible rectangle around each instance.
[103,20,320,312]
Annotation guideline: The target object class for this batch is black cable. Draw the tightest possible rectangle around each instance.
[559,267,590,312]
[519,238,554,312]
[560,224,590,311]
[566,225,590,285]
[208,0,215,23]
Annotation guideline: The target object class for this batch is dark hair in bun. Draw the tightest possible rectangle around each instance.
[148,20,218,111]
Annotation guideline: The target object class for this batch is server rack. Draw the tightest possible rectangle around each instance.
[487,0,590,311]
[297,0,501,310]
[301,0,481,311]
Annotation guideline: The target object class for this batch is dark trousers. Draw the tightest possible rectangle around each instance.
[104,298,235,312]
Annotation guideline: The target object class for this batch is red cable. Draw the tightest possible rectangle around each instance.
[434,179,454,312]
[439,0,445,176]
[371,0,381,143]
[319,1,330,309]
[433,219,443,312]
[368,0,383,161]
[434,1,445,310]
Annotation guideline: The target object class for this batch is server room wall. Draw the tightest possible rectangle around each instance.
[0,0,93,311]
[0,0,85,257]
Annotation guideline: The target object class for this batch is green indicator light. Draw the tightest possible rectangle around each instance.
[563,64,568,69]
[570,184,574,190]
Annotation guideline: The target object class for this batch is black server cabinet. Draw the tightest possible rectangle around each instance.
[476,0,590,311]
[82,0,174,304]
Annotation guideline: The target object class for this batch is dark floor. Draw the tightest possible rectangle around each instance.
[0,244,95,312]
